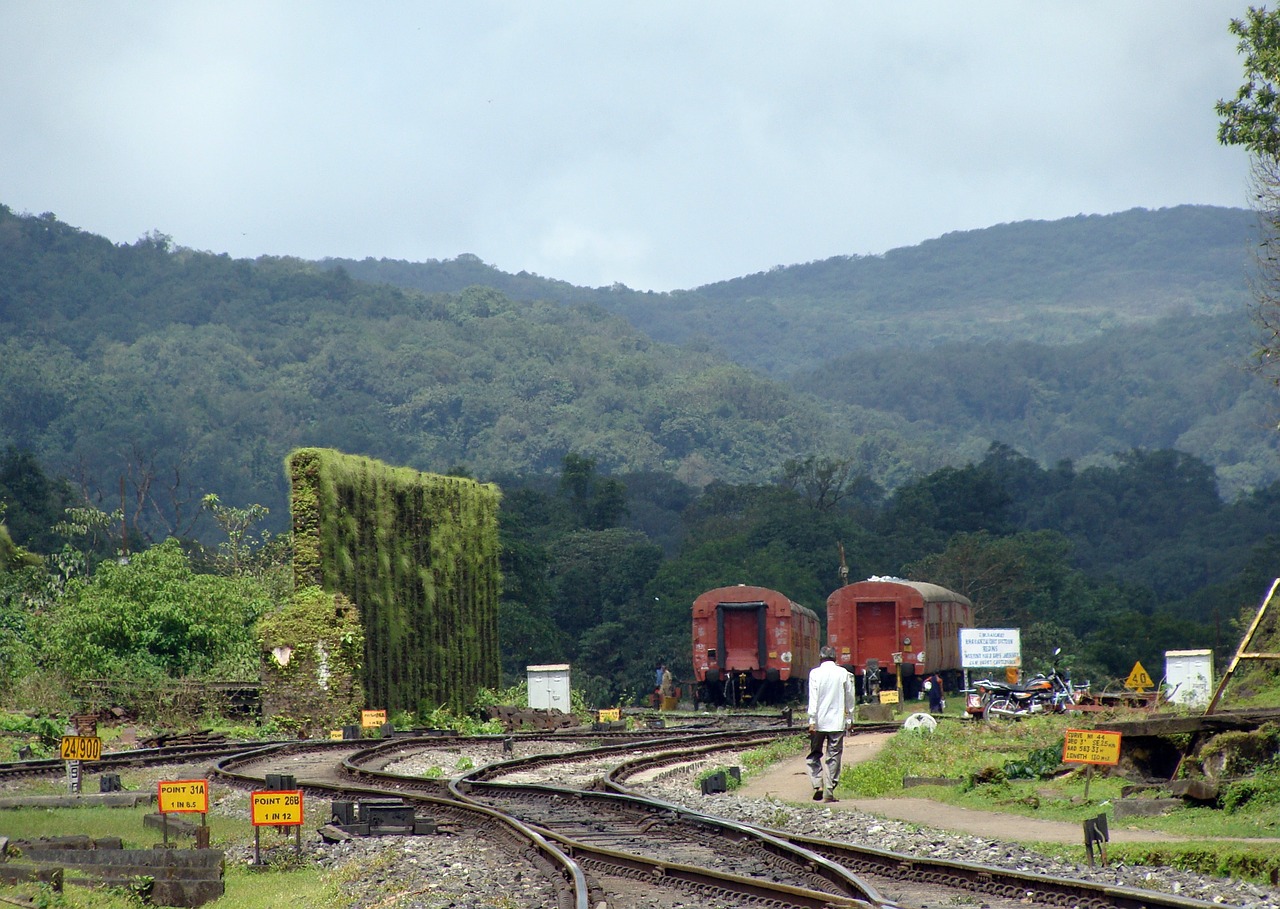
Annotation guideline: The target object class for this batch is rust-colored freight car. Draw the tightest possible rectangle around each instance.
[826,578,973,701]
[692,585,821,707]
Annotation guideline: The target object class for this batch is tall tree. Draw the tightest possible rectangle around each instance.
[1217,5,1280,383]
[0,448,80,554]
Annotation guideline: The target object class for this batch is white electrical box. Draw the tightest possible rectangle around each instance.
[1164,649,1213,707]
[527,663,571,711]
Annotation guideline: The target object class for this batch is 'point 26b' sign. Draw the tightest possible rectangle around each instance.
[251,790,304,827]
[959,628,1021,669]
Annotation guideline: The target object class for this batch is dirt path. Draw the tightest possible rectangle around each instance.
[737,731,1188,843]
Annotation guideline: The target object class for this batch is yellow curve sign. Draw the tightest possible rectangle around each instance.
[1063,728,1122,766]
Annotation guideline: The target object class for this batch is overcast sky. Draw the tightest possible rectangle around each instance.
[0,2,1258,291]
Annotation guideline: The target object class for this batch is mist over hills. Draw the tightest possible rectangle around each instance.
[1,201,1276,546]
[333,205,1259,375]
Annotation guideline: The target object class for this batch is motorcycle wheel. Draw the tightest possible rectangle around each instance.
[983,696,1019,721]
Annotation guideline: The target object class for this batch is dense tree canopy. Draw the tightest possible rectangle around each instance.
[48,539,271,682]
[1218,6,1280,394]
[1217,7,1280,158]
[2,438,1276,713]
[1,202,1276,551]
[2,193,1278,712]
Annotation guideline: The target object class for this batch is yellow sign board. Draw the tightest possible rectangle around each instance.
[361,709,388,728]
[1125,661,1154,692]
[329,729,344,740]
[60,735,102,762]
[597,708,621,722]
[158,779,209,814]
[878,690,900,704]
[1062,728,1122,766]
[251,790,304,826]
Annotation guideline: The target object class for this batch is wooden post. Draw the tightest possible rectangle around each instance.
[1205,578,1280,714]
[1174,578,1280,779]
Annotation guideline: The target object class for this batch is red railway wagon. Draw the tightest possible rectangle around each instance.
[826,578,973,701]
[692,585,821,707]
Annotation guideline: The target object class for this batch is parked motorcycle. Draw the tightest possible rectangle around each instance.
[970,649,1087,720]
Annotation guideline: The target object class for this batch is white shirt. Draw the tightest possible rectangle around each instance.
[807,659,856,731]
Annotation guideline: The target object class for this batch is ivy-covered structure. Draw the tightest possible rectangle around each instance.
[259,586,365,733]
[287,448,502,714]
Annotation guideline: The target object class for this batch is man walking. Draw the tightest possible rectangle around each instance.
[806,645,856,803]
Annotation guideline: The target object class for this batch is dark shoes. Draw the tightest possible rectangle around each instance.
[811,789,823,801]
[823,791,839,803]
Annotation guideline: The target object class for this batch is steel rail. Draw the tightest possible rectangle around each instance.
[338,731,893,907]
[602,731,1240,909]
[447,767,889,907]
[0,739,302,781]
[455,728,796,784]
[211,741,588,909]
[769,831,1228,909]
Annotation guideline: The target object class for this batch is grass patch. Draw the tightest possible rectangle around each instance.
[831,716,1280,884]
[0,802,346,909]
[842,716,1068,797]
[842,718,1280,836]
[829,716,1280,885]
[1036,840,1280,888]
[0,803,254,850]
[0,864,336,909]
[739,734,806,778]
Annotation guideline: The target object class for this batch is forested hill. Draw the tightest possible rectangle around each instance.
[331,205,1259,376]
[0,204,882,541]
[2,201,1278,549]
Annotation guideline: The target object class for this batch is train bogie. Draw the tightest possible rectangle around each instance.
[826,578,972,700]
[692,585,820,707]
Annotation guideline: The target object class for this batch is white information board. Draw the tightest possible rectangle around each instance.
[959,628,1021,668]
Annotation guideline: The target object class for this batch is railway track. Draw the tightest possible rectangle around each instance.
[603,733,1236,909]
[0,739,294,782]
[0,723,1253,909]
[213,739,587,909]
[350,727,1234,909]
[452,778,879,907]
[447,727,1230,909]
[222,728,882,907]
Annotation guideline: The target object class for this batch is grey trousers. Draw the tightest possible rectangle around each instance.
[806,730,845,791]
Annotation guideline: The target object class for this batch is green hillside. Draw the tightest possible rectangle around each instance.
[1,201,1276,548]
[0,205,897,542]
[4,202,1280,702]
[333,205,1259,376]
[798,311,1280,498]
[330,205,1280,499]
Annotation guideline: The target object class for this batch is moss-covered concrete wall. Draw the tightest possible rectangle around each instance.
[258,586,365,733]
[286,448,501,714]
